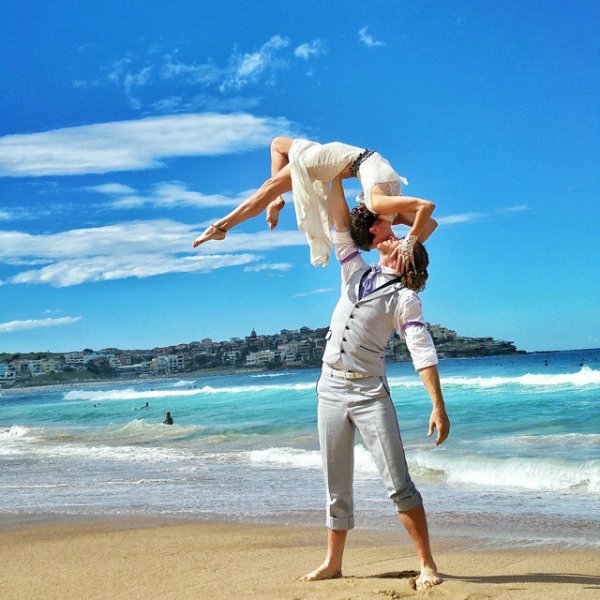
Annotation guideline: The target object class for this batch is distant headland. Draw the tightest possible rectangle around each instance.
[0,323,523,388]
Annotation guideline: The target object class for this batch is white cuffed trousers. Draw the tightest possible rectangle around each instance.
[317,370,423,530]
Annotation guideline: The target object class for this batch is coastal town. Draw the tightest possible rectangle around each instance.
[0,323,521,387]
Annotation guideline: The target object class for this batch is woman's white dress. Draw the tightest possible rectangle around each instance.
[288,139,407,267]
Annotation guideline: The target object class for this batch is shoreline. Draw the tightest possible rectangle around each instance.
[1,509,598,551]
[1,517,599,600]
[4,349,595,394]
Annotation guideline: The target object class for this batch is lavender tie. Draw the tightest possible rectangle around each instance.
[359,264,381,299]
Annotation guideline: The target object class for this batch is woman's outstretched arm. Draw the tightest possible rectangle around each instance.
[392,212,438,242]
[370,190,436,243]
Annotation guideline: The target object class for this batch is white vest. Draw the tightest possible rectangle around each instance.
[322,266,403,376]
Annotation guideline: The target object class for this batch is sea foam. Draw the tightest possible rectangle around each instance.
[386,366,600,389]
[206,445,600,493]
[413,452,600,493]
[64,382,315,402]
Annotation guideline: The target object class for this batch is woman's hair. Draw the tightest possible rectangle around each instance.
[400,240,429,292]
[349,206,376,250]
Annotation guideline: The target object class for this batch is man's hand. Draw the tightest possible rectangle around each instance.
[387,240,409,273]
[428,408,450,446]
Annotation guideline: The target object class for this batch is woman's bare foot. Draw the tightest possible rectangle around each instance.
[409,565,443,591]
[299,563,342,582]
[266,197,285,230]
[192,224,227,248]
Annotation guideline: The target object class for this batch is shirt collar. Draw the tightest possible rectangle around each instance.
[379,264,402,276]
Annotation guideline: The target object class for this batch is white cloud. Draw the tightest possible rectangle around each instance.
[123,66,153,109]
[88,183,137,195]
[161,54,222,85]
[75,37,309,111]
[220,35,290,92]
[437,205,529,226]
[0,219,307,287]
[0,209,13,220]
[292,287,335,298]
[294,40,324,60]
[90,181,257,210]
[0,316,82,333]
[0,220,306,261]
[9,253,259,287]
[0,112,297,177]
[358,27,385,48]
[0,219,195,260]
[149,93,261,114]
[437,212,483,225]
[210,230,306,253]
[501,204,528,213]
[244,262,292,272]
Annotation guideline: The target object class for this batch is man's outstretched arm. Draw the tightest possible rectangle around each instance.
[418,365,450,446]
[330,176,350,233]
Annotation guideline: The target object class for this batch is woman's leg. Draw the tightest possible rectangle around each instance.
[266,136,294,229]
[192,163,292,247]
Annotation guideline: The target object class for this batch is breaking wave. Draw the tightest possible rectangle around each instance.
[64,382,314,401]
[389,366,600,389]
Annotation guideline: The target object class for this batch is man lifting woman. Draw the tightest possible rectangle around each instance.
[192,136,438,267]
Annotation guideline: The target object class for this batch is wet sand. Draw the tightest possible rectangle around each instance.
[1,518,598,600]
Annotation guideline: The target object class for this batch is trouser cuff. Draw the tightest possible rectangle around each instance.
[393,491,423,513]
[326,515,355,530]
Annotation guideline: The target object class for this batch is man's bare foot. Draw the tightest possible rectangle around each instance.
[192,224,227,248]
[409,565,443,591]
[266,197,285,230]
[299,563,342,582]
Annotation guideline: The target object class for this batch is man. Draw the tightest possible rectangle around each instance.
[301,176,450,591]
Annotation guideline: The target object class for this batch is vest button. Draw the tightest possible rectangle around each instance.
[341,349,346,354]
[342,338,347,342]
[345,326,350,330]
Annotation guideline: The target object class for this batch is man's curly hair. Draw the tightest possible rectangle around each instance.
[400,241,429,293]
[349,205,377,250]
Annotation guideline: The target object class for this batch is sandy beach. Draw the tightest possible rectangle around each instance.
[1,518,598,600]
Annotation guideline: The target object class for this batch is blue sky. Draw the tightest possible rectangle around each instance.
[0,0,598,353]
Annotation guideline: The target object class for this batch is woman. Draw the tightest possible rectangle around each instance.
[192,137,436,268]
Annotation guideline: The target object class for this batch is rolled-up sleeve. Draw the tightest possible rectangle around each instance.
[396,291,438,371]
[332,231,367,284]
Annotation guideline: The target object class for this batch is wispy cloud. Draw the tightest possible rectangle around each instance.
[294,40,324,60]
[220,35,290,92]
[500,204,528,213]
[149,94,261,115]
[437,205,529,226]
[9,254,260,287]
[437,212,483,225]
[0,112,296,177]
[292,287,335,298]
[0,316,82,333]
[123,66,153,109]
[75,36,314,111]
[89,181,256,210]
[89,183,137,195]
[160,53,222,85]
[244,262,292,272]
[358,27,385,48]
[0,220,306,287]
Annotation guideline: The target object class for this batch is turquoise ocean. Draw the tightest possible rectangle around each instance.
[1,349,599,547]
